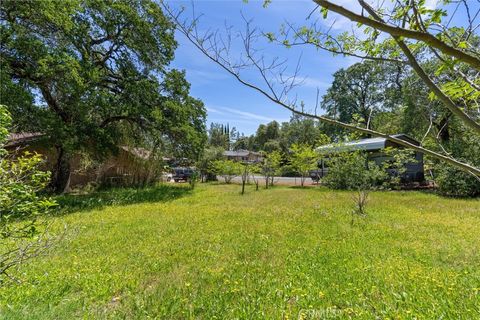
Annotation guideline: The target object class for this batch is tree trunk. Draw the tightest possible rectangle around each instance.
[436,114,451,143]
[241,166,247,195]
[50,146,71,194]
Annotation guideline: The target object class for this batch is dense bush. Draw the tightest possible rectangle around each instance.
[435,165,480,197]
[322,151,387,190]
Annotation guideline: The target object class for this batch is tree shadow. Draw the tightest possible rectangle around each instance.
[288,185,317,189]
[54,184,192,215]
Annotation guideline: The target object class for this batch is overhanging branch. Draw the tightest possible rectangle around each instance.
[163,3,480,177]
[357,0,480,135]
[313,0,480,70]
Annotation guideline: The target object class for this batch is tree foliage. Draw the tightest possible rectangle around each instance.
[196,146,225,182]
[289,144,318,187]
[213,159,243,184]
[323,61,399,131]
[163,0,480,177]
[0,0,207,192]
[260,150,282,188]
[436,165,480,197]
[0,105,57,284]
[322,151,387,190]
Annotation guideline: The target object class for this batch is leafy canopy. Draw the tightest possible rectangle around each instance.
[0,0,207,178]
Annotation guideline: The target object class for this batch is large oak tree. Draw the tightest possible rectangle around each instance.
[1,0,206,192]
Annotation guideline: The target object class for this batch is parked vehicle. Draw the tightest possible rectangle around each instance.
[309,169,327,183]
[172,167,195,182]
[161,171,173,182]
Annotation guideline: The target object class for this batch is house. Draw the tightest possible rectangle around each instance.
[223,150,264,163]
[313,134,425,183]
[5,133,160,191]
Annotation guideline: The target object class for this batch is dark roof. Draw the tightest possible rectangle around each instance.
[317,134,420,153]
[5,132,44,147]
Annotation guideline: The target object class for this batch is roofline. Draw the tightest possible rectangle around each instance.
[316,134,420,153]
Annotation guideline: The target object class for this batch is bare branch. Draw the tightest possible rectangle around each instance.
[162,3,480,177]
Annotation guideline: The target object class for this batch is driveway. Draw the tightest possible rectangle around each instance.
[229,175,317,186]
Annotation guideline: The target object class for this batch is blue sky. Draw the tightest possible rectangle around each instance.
[167,0,444,135]
[168,0,362,135]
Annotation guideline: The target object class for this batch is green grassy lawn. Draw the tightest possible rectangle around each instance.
[1,184,479,319]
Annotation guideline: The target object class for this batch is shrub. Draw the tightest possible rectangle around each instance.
[322,151,387,190]
[197,147,224,182]
[435,165,480,197]
[0,105,57,284]
[382,147,418,188]
[188,171,199,189]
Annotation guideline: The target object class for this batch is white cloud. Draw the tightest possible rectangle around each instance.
[219,106,275,122]
[207,105,289,124]
[300,77,331,89]
[206,106,227,115]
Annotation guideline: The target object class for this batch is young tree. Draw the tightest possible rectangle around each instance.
[1,0,207,192]
[259,150,282,188]
[240,163,249,195]
[0,105,57,284]
[213,160,242,184]
[197,146,225,182]
[249,163,262,191]
[289,144,318,187]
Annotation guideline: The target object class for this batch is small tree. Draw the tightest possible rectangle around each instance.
[197,147,224,182]
[240,163,249,195]
[188,171,199,190]
[322,150,387,223]
[0,105,57,285]
[260,150,282,188]
[290,144,318,187]
[382,147,417,189]
[213,160,242,184]
[249,163,262,191]
[322,151,387,190]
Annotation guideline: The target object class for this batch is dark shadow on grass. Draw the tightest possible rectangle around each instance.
[54,184,192,215]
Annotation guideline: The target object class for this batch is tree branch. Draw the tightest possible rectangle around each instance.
[163,4,480,177]
[313,0,480,70]
[356,0,480,135]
